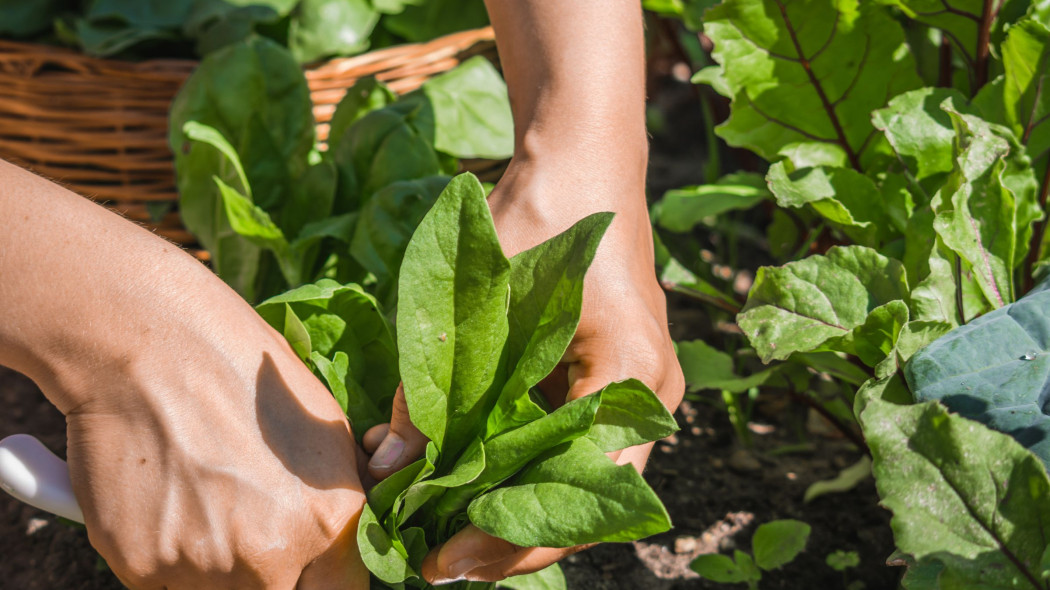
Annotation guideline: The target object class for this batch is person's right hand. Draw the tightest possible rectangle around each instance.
[62,315,369,589]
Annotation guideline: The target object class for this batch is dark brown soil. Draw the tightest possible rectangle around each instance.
[0,364,900,589]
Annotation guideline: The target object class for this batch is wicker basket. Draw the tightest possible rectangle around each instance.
[0,27,501,251]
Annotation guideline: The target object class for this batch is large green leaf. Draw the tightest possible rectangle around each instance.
[171,36,314,211]
[875,0,986,70]
[467,438,672,547]
[288,0,378,63]
[738,246,909,362]
[872,87,968,183]
[766,161,888,246]
[703,0,922,170]
[486,213,613,435]
[397,173,511,454]
[860,396,1050,588]
[408,56,515,159]
[976,18,1050,163]
[905,279,1050,468]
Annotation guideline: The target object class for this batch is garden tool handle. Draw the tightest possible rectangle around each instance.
[0,434,83,523]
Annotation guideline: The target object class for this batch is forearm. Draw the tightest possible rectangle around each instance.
[484,0,649,220]
[0,160,269,413]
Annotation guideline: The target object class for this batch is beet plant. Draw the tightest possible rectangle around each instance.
[653,0,1050,585]
[258,174,678,589]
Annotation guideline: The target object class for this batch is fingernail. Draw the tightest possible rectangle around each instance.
[369,434,404,469]
[446,557,482,579]
[431,575,468,586]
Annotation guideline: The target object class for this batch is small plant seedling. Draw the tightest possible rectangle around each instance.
[826,550,863,590]
[691,519,811,589]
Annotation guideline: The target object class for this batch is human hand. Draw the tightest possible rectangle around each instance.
[57,272,369,589]
[363,154,685,583]
[0,158,369,590]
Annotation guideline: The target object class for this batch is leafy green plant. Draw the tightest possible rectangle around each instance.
[169,35,512,304]
[258,174,678,589]
[652,0,1050,585]
[690,519,811,589]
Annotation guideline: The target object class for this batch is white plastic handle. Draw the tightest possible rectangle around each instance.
[0,434,83,523]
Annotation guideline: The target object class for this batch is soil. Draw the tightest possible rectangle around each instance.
[0,56,901,590]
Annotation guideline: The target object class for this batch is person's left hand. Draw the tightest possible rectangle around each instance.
[362,154,685,585]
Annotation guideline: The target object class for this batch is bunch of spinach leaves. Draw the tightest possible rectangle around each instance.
[169,34,512,305]
[0,0,489,61]
[650,0,1050,585]
[257,174,678,589]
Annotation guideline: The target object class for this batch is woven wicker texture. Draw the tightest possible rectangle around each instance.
[0,27,498,248]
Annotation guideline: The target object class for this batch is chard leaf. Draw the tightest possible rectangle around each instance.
[327,78,396,154]
[703,0,921,169]
[1000,19,1050,160]
[586,379,679,453]
[752,519,811,570]
[497,564,566,590]
[677,339,773,393]
[408,56,515,159]
[487,212,613,436]
[932,101,1040,307]
[651,172,768,233]
[905,279,1050,468]
[766,161,887,245]
[860,397,1050,588]
[872,87,966,183]
[738,246,909,362]
[287,0,378,63]
[848,299,909,368]
[397,173,511,453]
[468,438,671,547]
[873,0,986,72]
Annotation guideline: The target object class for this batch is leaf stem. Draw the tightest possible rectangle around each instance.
[973,0,997,93]
[938,32,953,88]
[773,0,862,171]
[954,254,967,324]
[1023,158,1050,293]
[786,389,870,456]
[660,281,744,314]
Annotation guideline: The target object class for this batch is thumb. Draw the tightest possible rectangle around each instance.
[364,383,429,480]
[421,525,518,584]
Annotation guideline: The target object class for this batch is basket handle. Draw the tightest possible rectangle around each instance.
[0,434,82,523]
